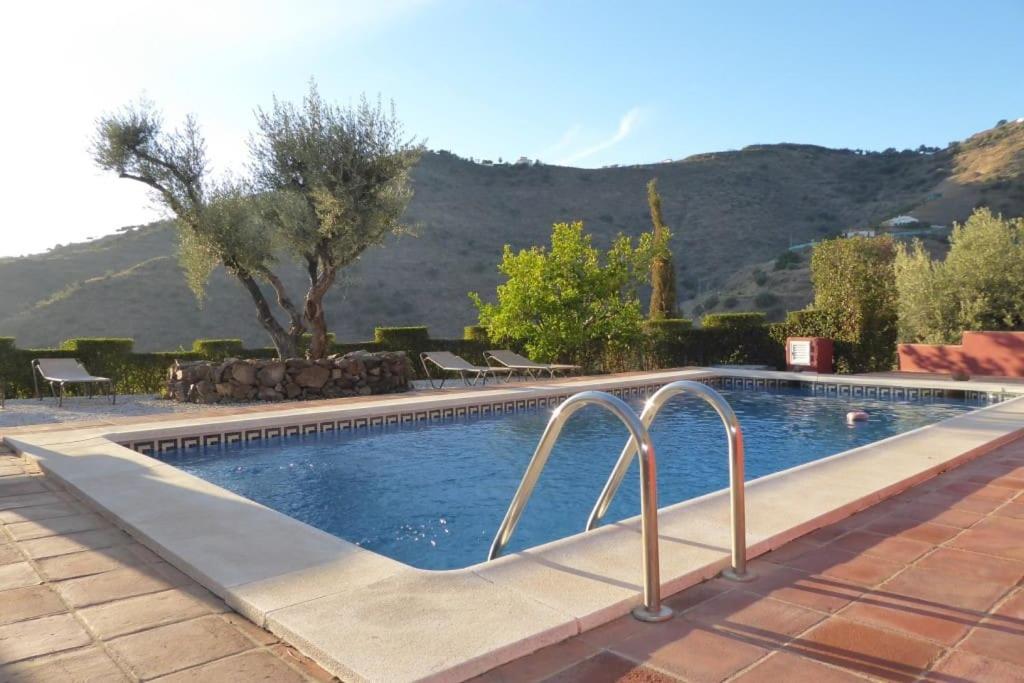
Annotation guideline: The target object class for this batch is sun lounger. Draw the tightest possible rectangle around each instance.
[32,358,116,407]
[419,351,515,389]
[484,350,580,379]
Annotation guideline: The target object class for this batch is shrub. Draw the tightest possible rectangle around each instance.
[774,251,801,270]
[810,235,897,371]
[723,296,738,309]
[0,337,14,352]
[752,269,768,286]
[191,339,244,359]
[463,325,489,342]
[60,338,134,355]
[703,294,720,310]
[374,326,430,349]
[644,318,693,337]
[701,312,767,330]
[753,292,779,308]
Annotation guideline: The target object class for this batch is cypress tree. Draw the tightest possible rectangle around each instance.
[647,178,678,319]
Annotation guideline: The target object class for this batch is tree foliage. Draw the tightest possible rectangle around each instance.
[470,221,656,369]
[646,178,678,319]
[808,235,898,371]
[895,208,1024,343]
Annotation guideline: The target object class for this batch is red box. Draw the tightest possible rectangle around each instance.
[786,337,833,373]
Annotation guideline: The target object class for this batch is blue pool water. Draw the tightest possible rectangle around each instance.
[156,386,983,570]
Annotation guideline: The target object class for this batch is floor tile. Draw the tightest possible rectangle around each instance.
[473,633,599,681]
[739,565,864,614]
[839,591,979,645]
[880,566,1009,612]
[107,615,252,679]
[681,590,826,642]
[54,561,190,608]
[786,617,942,682]
[78,586,226,639]
[913,547,1024,586]
[35,543,161,581]
[827,531,933,564]
[923,649,1024,682]
[0,561,41,590]
[0,646,127,682]
[611,619,768,683]
[0,584,67,625]
[733,651,867,682]
[862,518,960,545]
[0,613,93,665]
[779,545,905,587]
[950,516,1024,561]
[5,513,108,541]
[17,527,132,559]
[151,650,307,683]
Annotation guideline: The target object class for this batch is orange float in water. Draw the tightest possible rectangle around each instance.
[846,410,869,424]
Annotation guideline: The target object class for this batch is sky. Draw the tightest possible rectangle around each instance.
[1,0,1022,257]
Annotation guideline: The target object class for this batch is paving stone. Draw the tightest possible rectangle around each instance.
[0,492,65,512]
[778,545,905,587]
[950,516,1024,561]
[542,651,680,682]
[611,619,769,682]
[54,561,191,608]
[862,517,961,545]
[0,476,47,498]
[957,622,1024,667]
[17,527,132,559]
[36,543,162,581]
[881,566,1011,612]
[108,615,252,679]
[472,635,599,682]
[786,617,942,682]
[267,643,337,682]
[0,561,41,590]
[153,649,308,683]
[893,502,983,528]
[923,649,1024,682]
[733,651,867,682]
[5,513,108,541]
[0,542,22,565]
[681,590,826,642]
[735,565,864,614]
[0,584,67,625]
[839,591,978,646]
[221,611,279,646]
[0,646,128,682]
[78,585,227,639]
[827,531,934,564]
[913,547,1024,587]
[0,500,87,524]
[0,613,92,664]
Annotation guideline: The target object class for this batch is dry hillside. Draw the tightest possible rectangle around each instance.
[1,121,1022,350]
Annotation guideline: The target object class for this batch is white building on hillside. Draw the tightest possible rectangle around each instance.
[881,215,919,228]
[843,228,876,238]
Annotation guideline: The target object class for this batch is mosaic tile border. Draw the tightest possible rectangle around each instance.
[122,376,1007,455]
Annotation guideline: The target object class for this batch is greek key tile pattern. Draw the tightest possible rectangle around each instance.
[125,376,1005,455]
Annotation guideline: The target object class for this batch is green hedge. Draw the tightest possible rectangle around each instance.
[701,312,767,330]
[374,326,430,349]
[192,339,245,359]
[463,325,489,342]
[60,338,135,355]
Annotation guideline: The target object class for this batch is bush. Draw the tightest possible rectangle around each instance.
[774,251,801,270]
[644,318,693,337]
[463,325,489,342]
[192,339,244,359]
[701,312,767,330]
[0,337,14,353]
[752,269,768,286]
[703,294,720,310]
[753,292,779,308]
[374,326,429,349]
[60,338,134,355]
[723,296,738,309]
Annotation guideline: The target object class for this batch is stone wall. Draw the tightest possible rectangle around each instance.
[166,351,412,403]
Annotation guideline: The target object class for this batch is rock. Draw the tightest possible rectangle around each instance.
[215,383,233,397]
[294,364,330,389]
[284,382,302,399]
[230,362,257,385]
[258,387,282,401]
[258,362,286,386]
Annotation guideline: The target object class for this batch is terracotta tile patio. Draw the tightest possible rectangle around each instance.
[0,446,336,682]
[475,437,1024,683]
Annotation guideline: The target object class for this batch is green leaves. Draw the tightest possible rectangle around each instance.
[471,221,652,368]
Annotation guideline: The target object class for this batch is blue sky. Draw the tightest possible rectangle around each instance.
[1,0,1022,256]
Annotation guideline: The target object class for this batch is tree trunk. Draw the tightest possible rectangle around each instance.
[304,265,337,360]
[234,270,300,358]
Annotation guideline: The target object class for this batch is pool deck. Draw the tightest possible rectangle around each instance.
[3,368,1024,681]
[477,434,1024,682]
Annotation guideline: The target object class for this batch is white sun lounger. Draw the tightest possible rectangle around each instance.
[419,351,515,389]
[32,358,116,407]
[484,349,580,379]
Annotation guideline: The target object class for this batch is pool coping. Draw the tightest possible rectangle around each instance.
[5,368,1024,682]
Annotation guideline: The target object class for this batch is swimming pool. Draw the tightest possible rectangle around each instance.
[155,385,984,570]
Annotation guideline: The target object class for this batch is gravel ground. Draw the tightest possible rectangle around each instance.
[0,394,215,428]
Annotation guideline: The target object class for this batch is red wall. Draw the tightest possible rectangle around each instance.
[898,331,1024,377]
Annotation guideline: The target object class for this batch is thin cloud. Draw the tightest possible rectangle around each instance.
[537,123,582,159]
[558,108,644,165]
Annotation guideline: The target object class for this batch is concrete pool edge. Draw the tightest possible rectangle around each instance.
[4,369,1024,682]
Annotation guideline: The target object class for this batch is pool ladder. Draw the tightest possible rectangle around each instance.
[487,380,752,623]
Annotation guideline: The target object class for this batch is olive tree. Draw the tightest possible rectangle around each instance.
[249,84,423,359]
[92,101,306,357]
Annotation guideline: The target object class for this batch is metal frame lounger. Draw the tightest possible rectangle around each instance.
[484,349,581,379]
[420,351,515,389]
[32,358,116,407]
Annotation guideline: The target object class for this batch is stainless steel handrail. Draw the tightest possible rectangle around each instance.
[487,390,673,622]
[586,380,752,581]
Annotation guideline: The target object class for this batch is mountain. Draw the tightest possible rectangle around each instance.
[1,121,1022,351]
